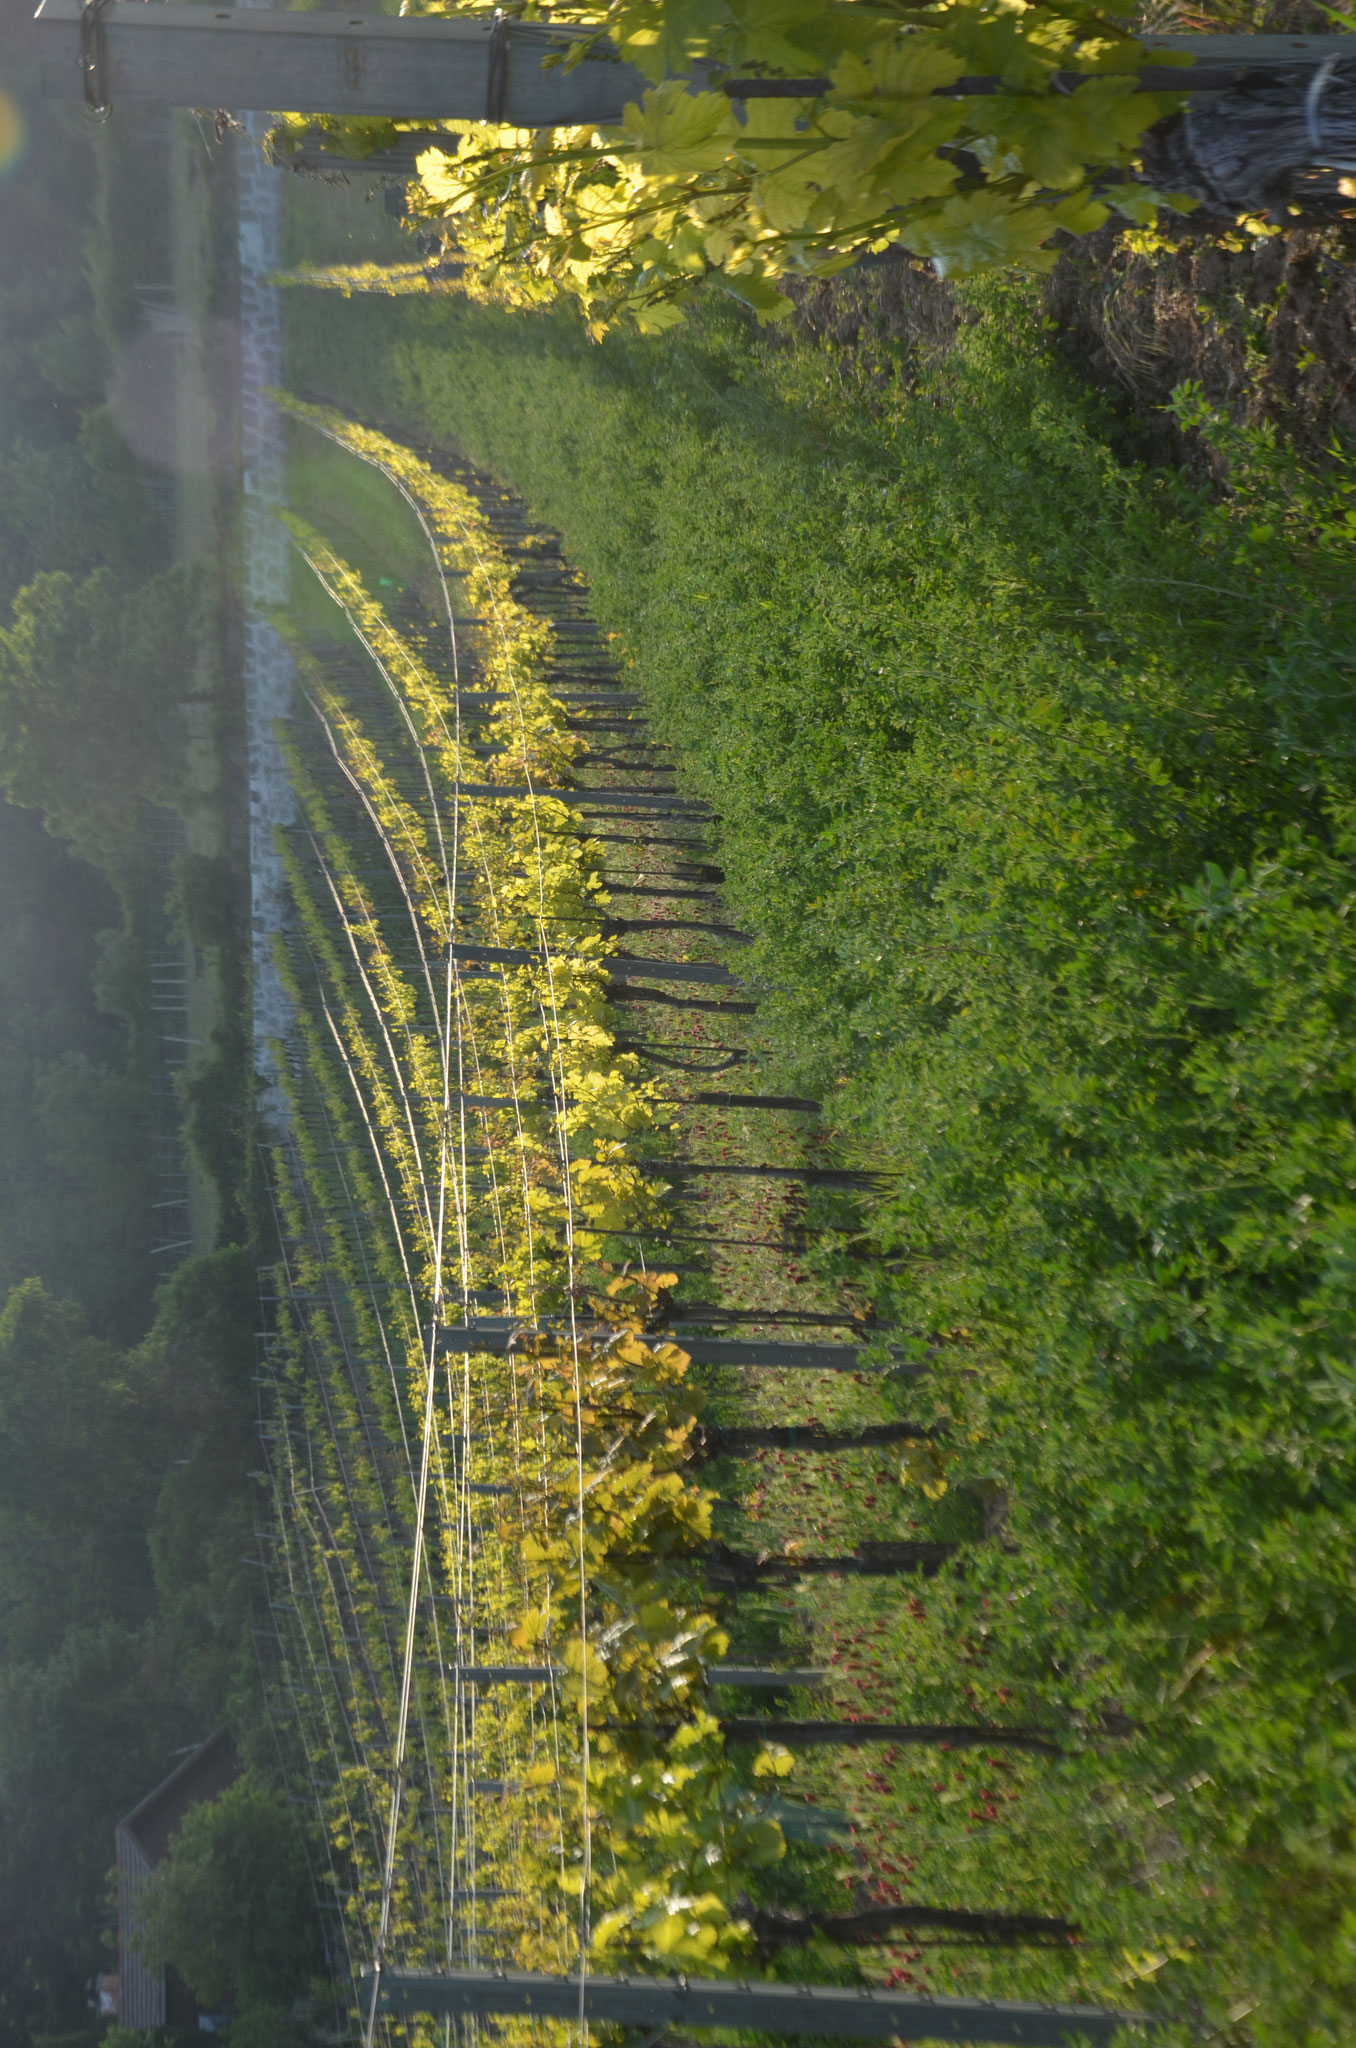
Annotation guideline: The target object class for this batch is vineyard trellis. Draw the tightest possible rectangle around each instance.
[246,397,1159,2045]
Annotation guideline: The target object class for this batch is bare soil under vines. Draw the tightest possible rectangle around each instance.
[785,221,1356,473]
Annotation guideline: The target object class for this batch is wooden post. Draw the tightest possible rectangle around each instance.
[703,1537,958,1585]
[435,1662,829,1688]
[451,781,711,814]
[444,1664,558,1686]
[703,1664,826,1688]
[367,1964,1157,2043]
[687,1090,822,1111]
[444,939,739,987]
[432,1322,924,1375]
[720,1717,1065,1756]
[635,1160,876,1185]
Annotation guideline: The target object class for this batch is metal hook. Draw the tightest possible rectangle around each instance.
[80,0,115,120]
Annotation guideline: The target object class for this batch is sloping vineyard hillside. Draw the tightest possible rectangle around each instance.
[253,404,1177,2044]
[257,407,878,2014]
[262,402,732,1980]
[273,261,1356,2044]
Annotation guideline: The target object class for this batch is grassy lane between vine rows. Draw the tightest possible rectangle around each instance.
[262,401,971,2039]
[284,274,1356,2044]
[269,415,1157,2030]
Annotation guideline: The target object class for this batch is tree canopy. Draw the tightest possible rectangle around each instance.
[0,563,200,884]
[0,1257,271,2048]
[140,1774,324,2013]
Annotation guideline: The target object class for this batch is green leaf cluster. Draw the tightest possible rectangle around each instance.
[138,1774,323,2010]
[280,0,1185,330]
[0,563,202,889]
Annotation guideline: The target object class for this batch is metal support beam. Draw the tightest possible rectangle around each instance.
[368,1965,1156,2044]
[33,7,1356,127]
[33,1,656,123]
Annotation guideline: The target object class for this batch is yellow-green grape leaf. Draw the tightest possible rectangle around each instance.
[911,188,1063,277]
[813,98,969,210]
[415,143,480,215]
[937,9,1067,93]
[609,0,732,81]
[898,1439,951,1500]
[717,268,794,321]
[735,92,825,150]
[977,79,1169,187]
[1103,178,1192,224]
[1049,185,1110,235]
[752,1742,796,1780]
[615,80,741,176]
[725,0,861,75]
[828,33,968,106]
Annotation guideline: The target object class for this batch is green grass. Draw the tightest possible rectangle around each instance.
[285,426,435,642]
[282,274,1356,2043]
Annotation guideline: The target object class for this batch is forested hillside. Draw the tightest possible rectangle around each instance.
[0,9,259,2040]
[0,0,177,1338]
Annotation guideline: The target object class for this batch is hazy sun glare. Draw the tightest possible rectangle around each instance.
[0,88,25,176]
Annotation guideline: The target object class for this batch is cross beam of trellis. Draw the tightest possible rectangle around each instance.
[31,3,1356,125]
[34,0,655,123]
[368,1964,1158,2044]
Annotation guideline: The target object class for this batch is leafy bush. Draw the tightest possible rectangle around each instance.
[0,801,151,1338]
[0,1624,190,2048]
[226,2010,312,2048]
[100,2027,157,2048]
[172,852,236,955]
[0,563,201,886]
[139,1775,322,2012]
[0,1281,158,1661]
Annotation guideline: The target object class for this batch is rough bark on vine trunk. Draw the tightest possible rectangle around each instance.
[1141,63,1356,211]
[740,1901,1079,1956]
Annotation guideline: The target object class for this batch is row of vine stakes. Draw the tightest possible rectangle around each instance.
[245,399,1139,2043]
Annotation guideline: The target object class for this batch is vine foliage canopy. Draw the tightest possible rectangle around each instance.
[275,0,1189,332]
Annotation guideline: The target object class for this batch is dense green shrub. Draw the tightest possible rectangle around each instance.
[0,411,164,612]
[0,1257,265,2044]
[171,853,251,1237]
[144,1250,260,1715]
[172,853,236,955]
[0,802,150,1337]
[226,2009,313,2048]
[0,47,246,2048]
[86,111,173,356]
[0,562,201,887]
[0,1623,192,2048]
[140,1775,322,2012]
